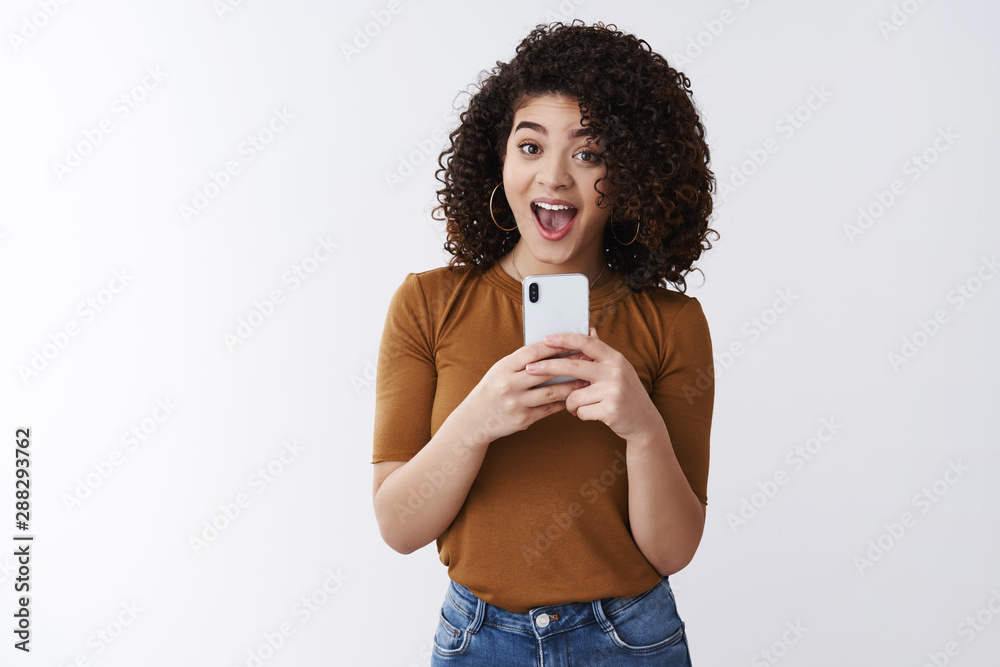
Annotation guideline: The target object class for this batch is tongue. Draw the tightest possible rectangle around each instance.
[536,207,576,231]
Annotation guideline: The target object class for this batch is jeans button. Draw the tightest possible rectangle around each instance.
[536,613,550,628]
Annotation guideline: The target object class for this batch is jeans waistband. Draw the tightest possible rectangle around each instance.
[446,576,668,639]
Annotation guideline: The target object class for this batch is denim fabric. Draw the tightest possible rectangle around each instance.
[431,576,693,666]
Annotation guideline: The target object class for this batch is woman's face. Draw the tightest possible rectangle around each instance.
[501,94,612,266]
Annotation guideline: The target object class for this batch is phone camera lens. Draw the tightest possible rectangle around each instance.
[529,282,539,303]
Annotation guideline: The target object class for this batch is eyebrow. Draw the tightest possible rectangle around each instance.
[513,121,594,139]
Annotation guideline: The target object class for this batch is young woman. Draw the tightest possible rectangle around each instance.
[372,20,718,665]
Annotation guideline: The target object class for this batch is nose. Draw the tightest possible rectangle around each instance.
[536,152,573,189]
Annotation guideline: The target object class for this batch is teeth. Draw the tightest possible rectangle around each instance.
[533,201,574,211]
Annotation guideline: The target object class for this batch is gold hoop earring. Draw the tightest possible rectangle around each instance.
[610,210,640,245]
[490,183,517,232]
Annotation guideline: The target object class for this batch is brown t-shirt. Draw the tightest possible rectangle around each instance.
[372,261,714,613]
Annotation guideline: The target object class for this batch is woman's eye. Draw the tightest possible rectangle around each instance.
[518,142,539,155]
[577,150,603,163]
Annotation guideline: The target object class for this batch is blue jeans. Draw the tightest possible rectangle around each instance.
[430,576,693,666]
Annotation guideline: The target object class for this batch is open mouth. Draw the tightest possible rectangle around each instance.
[532,201,578,232]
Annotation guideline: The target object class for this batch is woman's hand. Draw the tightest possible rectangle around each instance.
[463,342,591,443]
[525,327,661,442]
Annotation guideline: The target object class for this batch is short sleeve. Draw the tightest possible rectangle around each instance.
[371,273,438,463]
[649,297,714,505]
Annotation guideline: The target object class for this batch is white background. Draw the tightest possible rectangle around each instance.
[1,0,998,665]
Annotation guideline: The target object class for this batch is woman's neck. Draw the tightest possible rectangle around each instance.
[501,243,611,290]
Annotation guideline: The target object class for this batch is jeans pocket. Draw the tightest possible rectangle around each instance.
[432,590,474,658]
[602,578,686,654]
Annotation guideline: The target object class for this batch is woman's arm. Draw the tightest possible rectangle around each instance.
[628,298,714,575]
[625,422,707,576]
[373,344,589,555]
[373,398,492,554]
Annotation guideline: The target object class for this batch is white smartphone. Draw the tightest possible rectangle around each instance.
[522,273,590,387]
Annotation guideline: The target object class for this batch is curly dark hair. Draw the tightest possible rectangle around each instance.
[432,20,718,293]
